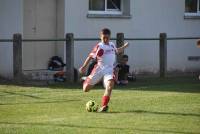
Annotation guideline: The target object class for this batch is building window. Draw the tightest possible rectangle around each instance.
[185,0,200,16]
[88,0,131,18]
[89,0,122,14]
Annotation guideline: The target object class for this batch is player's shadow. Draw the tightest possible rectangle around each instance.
[0,91,42,99]
[0,121,198,134]
[0,99,80,106]
[108,109,200,118]
[0,90,80,105]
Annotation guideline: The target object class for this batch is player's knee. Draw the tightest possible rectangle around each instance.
[107,84,112,90]
[107,85,113,92]
[108,80,114,87]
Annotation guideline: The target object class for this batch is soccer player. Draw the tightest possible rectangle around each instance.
[79,28,129,112]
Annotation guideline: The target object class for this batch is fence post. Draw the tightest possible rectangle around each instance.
[13,33,22,80]
[65,33,74,83]
[159,33,167,78]
[116,33,124,62]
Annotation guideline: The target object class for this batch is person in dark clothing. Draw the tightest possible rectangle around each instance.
[197,39,200,48]
[115,55,130,85]
[87,58,97,76]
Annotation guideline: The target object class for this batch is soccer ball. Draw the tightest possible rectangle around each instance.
[86,100,99,112]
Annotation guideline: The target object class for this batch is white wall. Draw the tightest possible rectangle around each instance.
[23,0,57,70]
[56,0,65,59]
[65,0,200,74]
[0,0,23,78]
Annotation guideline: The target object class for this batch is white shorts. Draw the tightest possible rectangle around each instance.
[84,65,115,86]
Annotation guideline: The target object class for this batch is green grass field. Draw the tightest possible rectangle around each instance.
[0,77,200,134]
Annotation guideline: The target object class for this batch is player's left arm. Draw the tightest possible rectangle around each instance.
[116,42,129,54]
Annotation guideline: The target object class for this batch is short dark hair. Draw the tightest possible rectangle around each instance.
[101,28,111,35]
[122,55,128,59]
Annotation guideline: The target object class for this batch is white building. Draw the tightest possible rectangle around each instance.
[0,0,200,79]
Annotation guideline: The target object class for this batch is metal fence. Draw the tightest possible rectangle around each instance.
[0,33,199,82]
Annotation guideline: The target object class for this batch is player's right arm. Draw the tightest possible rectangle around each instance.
[79,44,99,74]
[79,56,93,74]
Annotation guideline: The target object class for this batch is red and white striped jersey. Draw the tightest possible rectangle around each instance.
[89,42,117,68]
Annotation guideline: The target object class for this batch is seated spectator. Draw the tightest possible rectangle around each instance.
[87,58,97,76]
[197,39,200,48]
[115,55,130,85]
